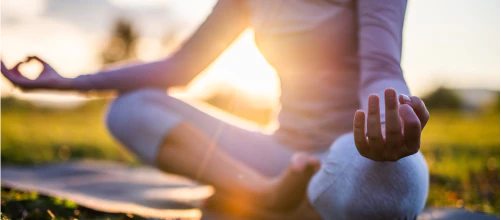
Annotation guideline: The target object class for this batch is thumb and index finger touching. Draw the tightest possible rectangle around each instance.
[2,56,49,71]
[1,56,46,87]
[26,56,49,66]
[399,94,430,129]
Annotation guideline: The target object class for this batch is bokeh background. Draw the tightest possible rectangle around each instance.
[1,0,500,219]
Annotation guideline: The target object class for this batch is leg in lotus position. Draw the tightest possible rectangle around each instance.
[106,89,320,212]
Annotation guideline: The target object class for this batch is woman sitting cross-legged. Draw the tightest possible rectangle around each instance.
[1,0,430,219]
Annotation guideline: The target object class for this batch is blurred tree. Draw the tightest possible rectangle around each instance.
[101,19,138,66]
[422,87,463,110]
[484,92,500,114]
[493,92,500,112]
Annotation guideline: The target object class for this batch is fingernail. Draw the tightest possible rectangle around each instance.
[385,88,396,96]
[402,94,411,104]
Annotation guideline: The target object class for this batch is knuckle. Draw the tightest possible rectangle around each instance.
[387,152,399,162]
[399,152,410,160]
[371,156,383,162]
[406,145,419,155]
[383,152,392,161]
[354,122,364,129]
[406,120,421,129]
[392,153,401,162]
[368,135,381,142]
[386,128,401,136]
[383,154,398,162]
[385,95,396,103]
[368,109,379,116]
[380,150,395,161]
[413,145,421,153]
[367,117,379,124]
[355,140,366,148]
[412,96,424,107]
[368,151,380,160]
[419,100,427,109]
[358,150,369,158]
[418,97,425,105]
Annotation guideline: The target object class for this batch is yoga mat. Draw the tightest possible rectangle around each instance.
[1,160,212,219]
[2,160,498,220]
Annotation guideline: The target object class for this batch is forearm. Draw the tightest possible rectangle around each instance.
[72,0,248,92]
[72,58,188,91]
[357,0,409,121]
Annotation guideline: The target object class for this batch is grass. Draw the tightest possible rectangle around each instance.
[420,110,499,214]
[1,97,499,219]
[1,98,135,165]
[1,188,145,220]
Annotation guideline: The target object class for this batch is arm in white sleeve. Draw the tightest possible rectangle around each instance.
[357,0,410,121]
[73,59,175,91]
[73,0,249,92]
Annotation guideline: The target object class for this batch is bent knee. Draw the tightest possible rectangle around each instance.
[308,133,429,219]
[309,170,428,219]
[106,89,172,134]
[105,89,182,164]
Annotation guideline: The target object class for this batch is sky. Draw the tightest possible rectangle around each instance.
[1,0,499,106]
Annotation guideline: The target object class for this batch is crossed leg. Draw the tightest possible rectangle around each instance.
[308,133,429,219]
[105,89,320,214]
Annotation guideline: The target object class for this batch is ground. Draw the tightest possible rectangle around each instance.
[1,97,499,219]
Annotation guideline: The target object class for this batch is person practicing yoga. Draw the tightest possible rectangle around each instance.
[2,0,430,219]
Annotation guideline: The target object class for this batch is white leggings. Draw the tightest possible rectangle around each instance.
[106,89,429,219]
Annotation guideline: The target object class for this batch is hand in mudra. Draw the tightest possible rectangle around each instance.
[1,56,72,90]
[353,88,430,162]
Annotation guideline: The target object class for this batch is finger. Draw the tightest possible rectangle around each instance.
[409,96,429,129]
[384,89,402,161]
[400,94,429,129]
[398,93,411,104]
[27,55,50,68]
[399,104,421,157]
[28,56,55,76]
[1,61,30,87]
[1,61,16,80]
[353,110,369,157]
[366,94,384,159]
[11,62,33,87]
[10,62,25,75]
[1,61,9,73]
[27,56,45,64]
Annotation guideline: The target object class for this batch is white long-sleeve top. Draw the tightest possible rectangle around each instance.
[247,0,411,150]
[75,0,411,151]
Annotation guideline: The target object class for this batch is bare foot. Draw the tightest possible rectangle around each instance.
[263,152,321,211]
[202,197,322,220]
[204,152,321,216]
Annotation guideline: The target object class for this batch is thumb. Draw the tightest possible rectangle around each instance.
[11,61,26,75]
[399,94,429,129]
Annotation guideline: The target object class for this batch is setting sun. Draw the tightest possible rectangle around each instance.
[187,29,280,106]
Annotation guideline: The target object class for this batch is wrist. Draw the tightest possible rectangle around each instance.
[71,75,93,91]
[59,77,76,90]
